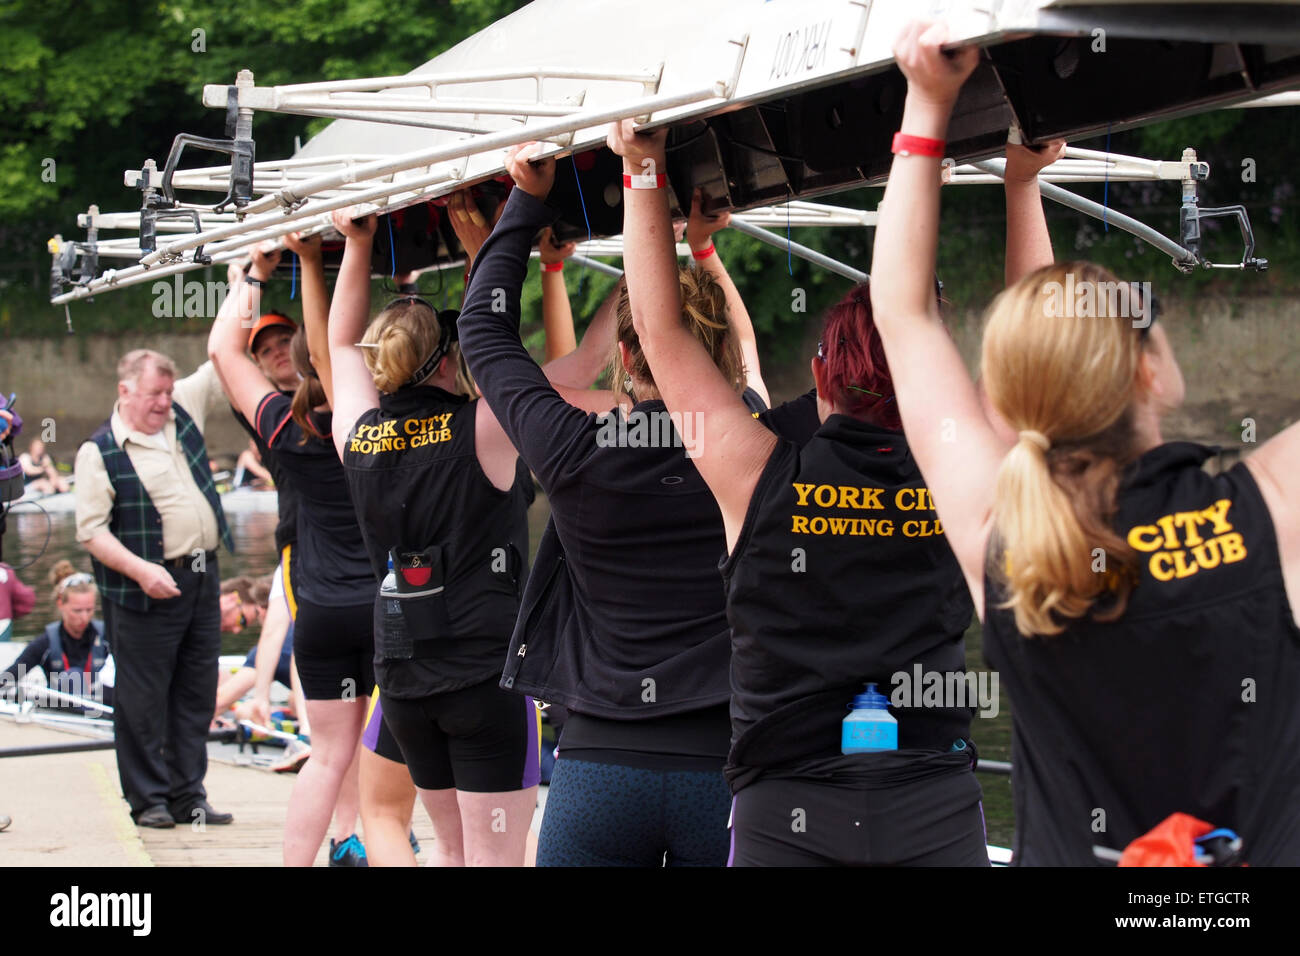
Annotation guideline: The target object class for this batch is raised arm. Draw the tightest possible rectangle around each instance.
[544,276,624,406]
[606,121,775,550]
[686,189,770,407]
[284,232,332,406]
[326,209,380,461]
[868,21,999,610]
[1247,421,1300,623]
[456,146,602,491]
[538,227,578,361]
[208,245,279,425]
[1004,139,1065,286]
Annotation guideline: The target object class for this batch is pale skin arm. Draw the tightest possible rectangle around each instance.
[548,278,624,414]
[686,189,770,407]
[606,122,776,550]
[539,227,578,360]
[1246,431,1300,626]
[1004,139,1066,287]
[868,21,999,614]
[326,209,381,462]
[248,594,291,729]
[208,249,278,426]
[83,532,179,599]
[236,448,273,485]
[283,232,332,407]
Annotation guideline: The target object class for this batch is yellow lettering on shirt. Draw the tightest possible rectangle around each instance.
[1128,499,1248,583]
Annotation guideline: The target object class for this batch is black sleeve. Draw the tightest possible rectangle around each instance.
[253,391,295,451]
[758,389,821,448]
[0,634,50,686]
[457,188,597,492]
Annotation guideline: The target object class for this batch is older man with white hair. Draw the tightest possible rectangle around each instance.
[74,350,234,829]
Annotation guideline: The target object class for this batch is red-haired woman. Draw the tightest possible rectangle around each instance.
[607,122,977,866]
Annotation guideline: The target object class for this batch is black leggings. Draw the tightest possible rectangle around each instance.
[728,766,989,866]
[537,755,731,867]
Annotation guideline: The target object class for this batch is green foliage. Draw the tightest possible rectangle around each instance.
[2,0,1298,368]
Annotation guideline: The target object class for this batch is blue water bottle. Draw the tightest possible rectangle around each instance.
[841,683,898,754]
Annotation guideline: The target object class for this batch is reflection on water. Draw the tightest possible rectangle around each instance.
[1,490,553,656]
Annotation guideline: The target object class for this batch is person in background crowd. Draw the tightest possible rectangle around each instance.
[0,560,35,643]
[233,440,274,489]
[74,348,233,830]
[20,439,69,496]
[0,560,111,710]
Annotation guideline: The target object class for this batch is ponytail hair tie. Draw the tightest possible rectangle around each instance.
[1019,430,1051,452]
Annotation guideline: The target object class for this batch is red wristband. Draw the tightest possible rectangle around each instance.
[691,244,715,261]
[541,261,563,273]
[891,132,945,158]
[623,172,667,190]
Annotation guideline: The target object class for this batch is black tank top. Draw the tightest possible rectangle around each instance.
[722,416,975,790]
[342,387,534,699]
[983,442,1300,865]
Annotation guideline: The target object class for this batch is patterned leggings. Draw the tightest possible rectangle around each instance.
[536,756,731,867]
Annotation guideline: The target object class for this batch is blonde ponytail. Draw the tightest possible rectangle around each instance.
[611,267,742,404]
[983,262,1149,636]
[361,299,470,397]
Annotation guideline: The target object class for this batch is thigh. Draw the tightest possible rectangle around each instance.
[380,692,454,791]
[536,758,663,867]
[663,769,732,867]
[439,681,537,793]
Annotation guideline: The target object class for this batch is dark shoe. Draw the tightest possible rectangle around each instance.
[329,833,368,867]
[170,798,233,826]
[135,805,175,829]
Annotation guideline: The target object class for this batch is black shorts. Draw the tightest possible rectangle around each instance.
[292,599,374,701]
[729,759,989,867]
[379,680,540,793]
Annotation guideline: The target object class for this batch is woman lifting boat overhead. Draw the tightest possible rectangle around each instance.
[869,20,1300,865]
[210,237,374,867]
[327,195,609,867]
[457,147,770,867]
[603,109,1039,865]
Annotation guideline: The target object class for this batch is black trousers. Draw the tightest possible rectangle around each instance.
[729,761,990,866]
[103,558,220,817]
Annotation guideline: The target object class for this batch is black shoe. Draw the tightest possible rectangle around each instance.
[135,805,175,829]
[169,798,233,826]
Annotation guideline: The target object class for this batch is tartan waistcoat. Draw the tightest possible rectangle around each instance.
[84,403,232,611]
